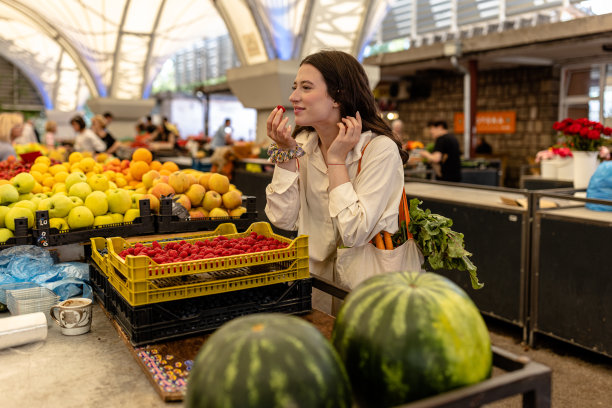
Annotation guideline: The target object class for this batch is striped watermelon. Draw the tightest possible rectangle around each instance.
[332,271,492,407]
[185,313,352,408]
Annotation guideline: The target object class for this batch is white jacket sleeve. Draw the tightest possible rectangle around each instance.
[264,165,300,231]
[328,137,404,248]
[90,132,107,152]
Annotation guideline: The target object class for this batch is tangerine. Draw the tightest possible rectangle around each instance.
[129,161,149,181]
[132,148,153,164]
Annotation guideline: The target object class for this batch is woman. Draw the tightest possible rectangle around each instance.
[70,115,106,153]
[44,120,57,149]
[91,114,120,154]
[265,50,408,313]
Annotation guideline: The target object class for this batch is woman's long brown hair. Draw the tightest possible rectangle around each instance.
[291,50,409,163]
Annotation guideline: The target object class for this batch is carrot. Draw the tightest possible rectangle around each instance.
[373,233,385,250]
[383,231,393,250]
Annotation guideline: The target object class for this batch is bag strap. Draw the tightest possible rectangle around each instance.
[357,140,412,239]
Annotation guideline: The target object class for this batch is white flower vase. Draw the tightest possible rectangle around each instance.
[572,151,599,189]
[540,160,557,179]
[556,157,574,181]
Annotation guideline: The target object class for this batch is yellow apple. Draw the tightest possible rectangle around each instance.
[68,182,92,201]
[69,196,83,208]
[5,207,34,230]
[168,171,190,194]
[93,215,114,227]
[208,207,229,218]
[131,193,144,209]
[65,172,88,191]
[87,174,110,192]
[47,195,73,218]
[0,228,14,242]
[175,194,192,211]
[185,184,206,207]
[0,206,10,228]
[222,190,243,210]
[52,183,67,195]
[14,200,37,214]
[123,208,140,223]
[189,209,206,219]
[142,170,160,188]
[151,182,175,199]
[84,191,109,216]
[11,172,36,194]
[18,193,33,201]
[141,194,159,213]
[110,213,124,223]
[208,173,230,194]
[198,172,212,189]
[49,217,68,231]
[106,189,132,214]
[0,184,19,205]
[229,206,247,217]
[202,190,222,211]
[67,206,94,229]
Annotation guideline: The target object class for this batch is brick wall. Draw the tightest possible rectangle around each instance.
[396,66,560,187]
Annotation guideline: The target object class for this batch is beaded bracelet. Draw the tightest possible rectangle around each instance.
[267,143,305,163]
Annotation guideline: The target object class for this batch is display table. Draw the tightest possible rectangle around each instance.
[405,180,531,334]
[530,191,612,357]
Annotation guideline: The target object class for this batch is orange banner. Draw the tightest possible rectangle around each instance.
[454,111,516,134]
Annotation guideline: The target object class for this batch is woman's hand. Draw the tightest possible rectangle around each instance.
[266,107,295,150]
[327,111,362,163]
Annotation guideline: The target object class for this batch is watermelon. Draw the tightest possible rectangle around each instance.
[332,271,492,407]
[185,313,352,408]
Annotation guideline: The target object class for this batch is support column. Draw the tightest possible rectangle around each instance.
[469,60,478,158]
[86,97,156,141]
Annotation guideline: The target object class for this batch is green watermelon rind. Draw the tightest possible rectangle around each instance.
[332,271,492,407]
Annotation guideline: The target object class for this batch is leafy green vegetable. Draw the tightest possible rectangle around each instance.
[408,198,484,289]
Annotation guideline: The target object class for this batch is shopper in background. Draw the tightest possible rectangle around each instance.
[264,50,408,314]
[475,135,493,155]
[150,116,178,151]
[391,119,407,144]
[70,115,106,153]
[13,118,38,145]
[0,122,21,161]
[91,114,120,155]
[44,120,57,149]
[419,120,462,182]
[211,118,234,150]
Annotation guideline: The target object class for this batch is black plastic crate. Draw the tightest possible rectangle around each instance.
[110,277,312,346]
[33,199,155,246]
[155,196,258,233]
[89,263,114,314]
[0,217,32,248]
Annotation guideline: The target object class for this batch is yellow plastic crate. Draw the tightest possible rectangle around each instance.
[89,223,240,278]
[106,222,308,282]
[107,257,309,306]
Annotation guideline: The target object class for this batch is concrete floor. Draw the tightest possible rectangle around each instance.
[1,305,611,408]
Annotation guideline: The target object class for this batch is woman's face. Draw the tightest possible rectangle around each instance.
[71,122,80,132]
[290,64,340,128]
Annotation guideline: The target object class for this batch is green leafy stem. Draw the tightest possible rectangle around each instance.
[407,198,484,290]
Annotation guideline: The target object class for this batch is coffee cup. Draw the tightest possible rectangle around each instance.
[50,298,93,335]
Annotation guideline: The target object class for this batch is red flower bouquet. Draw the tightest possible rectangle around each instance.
[553,118,612,151]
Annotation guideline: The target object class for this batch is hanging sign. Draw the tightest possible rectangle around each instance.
[454,111,516,134]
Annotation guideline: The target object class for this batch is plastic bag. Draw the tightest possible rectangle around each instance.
[335,239,424,290]
[42,278,93,301]
[586,161,612,211]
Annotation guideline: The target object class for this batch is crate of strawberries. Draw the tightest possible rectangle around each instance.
[104,222,309,306]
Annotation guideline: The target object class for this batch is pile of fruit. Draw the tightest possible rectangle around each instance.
[0,147,246,242]
[118,232,289,264]
[0,157,33,180]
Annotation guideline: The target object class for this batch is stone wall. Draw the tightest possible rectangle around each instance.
[396,66,560,187]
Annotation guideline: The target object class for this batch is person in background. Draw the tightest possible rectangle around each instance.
[419,120,462,182]
[145,115,158,135]
[391,119,407,144]
[103,112,114,125]
[150,116,178,151]
[211,118,234,149]
[70,115,106,153]
[475,135,493,155]
[91,115,120,155]
[264,50,408,314]
[13,118,38,145]
[0,123,21,161]
[44,120,57,149]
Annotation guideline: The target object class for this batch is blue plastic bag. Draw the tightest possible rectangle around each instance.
[586,161,612,211]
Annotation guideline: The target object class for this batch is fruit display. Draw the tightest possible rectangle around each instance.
[332,271,492,407]
[0,147,249,243]
[118,232,289,264]
[185,313,352,408]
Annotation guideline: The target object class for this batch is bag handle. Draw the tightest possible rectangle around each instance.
[358,140,412,239]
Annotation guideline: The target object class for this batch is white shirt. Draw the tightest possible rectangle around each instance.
[265,130,404,307]
[74,129,106,153]
[12,123,38,145]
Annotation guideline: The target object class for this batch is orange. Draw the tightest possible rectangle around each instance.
[129,161,149,181]
[68,152,83,164]
[132,148,153,164]
[159,169,171,176]
[161,161,179,173]
[149,160,162,171]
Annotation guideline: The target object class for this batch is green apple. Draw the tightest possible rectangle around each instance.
[67,206,94,229]
[65,172,87,191]
[0,206,10,228]
[52,183,67,195]
[14,200,37,214]
[110,213,124,223]
[0,184,19,205]
[87,174,110,192]
[30,193,48,207]
[5,207,34,231]
[11,172,36,194]
[84,191,108,216]
[131,193,144,209]
[49,217,68,231]
[106,189,132,214]
[68,182,92,201]
[0,228,13,243]
[37,198,52,211]
[48,195,73,218]
[18,193,33,201]
[123,208,140,223]
[69,196,83,207]
[93,214,114,227]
